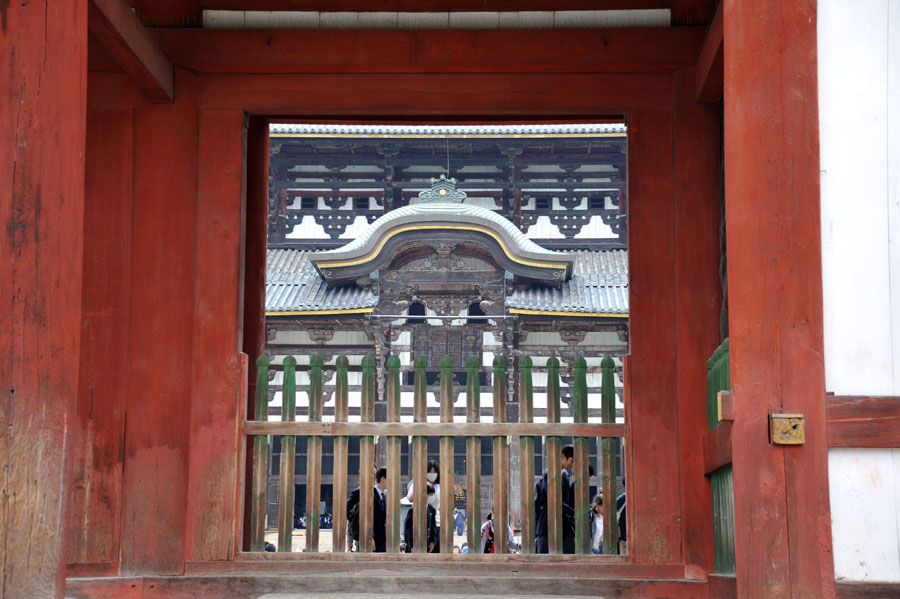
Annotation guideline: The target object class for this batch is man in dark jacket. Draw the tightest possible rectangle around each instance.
[403,483,439,553]
[347,467,387,552]
[535,444,576,554]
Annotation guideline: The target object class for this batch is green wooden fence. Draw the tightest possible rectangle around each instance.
[247,353,623,556]
[706,339,735,574]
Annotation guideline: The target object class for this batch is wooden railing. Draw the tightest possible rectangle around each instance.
[246,353,624,555]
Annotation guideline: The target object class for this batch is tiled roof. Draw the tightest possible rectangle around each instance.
[267,248,627,316]
[270,123,626,137]
[506,250,628,315]
[266,250,377,313]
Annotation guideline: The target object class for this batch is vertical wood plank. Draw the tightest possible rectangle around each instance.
[439,356,455,554]
[1,2,87,593]
[493,356,510,555]
[250,356,270,552]
[519,356,535,554]
[465,356,482,554]
[68,103,134,566]
[186,109,247,562]
[332,356,349,553]
[305,355,323,552]
[277,357,297,552]
[673,66,721,573]
[572,357,590,554]
[241,116,269,552]
[627,108,682,564]
[546,357,562,554]
[120,69,198,576]
[358,355,376,553]
[386,356,402,553]
[601,356,619,554]
[412,356,428,553]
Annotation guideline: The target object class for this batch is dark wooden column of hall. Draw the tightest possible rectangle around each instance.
[725,2,835,597]
[0,1,87,597]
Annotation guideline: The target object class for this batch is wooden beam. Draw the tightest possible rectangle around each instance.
[826,395,900,448]
[157,28,704,74]
[197,72,673,114]
[694,0,722,103]
[702,421,732,475]
[243,421,626,437]
[88,0,174,103]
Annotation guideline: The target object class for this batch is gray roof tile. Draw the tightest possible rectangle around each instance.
[266,249,377,313]
[267,248,627,315]
[270,123,626,136]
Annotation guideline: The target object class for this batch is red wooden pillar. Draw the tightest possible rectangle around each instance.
[68,75,137,572]
[724,2,835,597]
[0,1,87,596]
[627,109,683,565]
[185,109,247,561]
[119,69,198,576]
[673,68,721,577]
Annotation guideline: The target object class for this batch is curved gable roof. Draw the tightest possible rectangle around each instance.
[310,201,574,285]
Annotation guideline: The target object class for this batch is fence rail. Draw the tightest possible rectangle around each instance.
[247,352,622,556]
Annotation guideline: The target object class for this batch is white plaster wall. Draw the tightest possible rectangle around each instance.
[819,0,900,396]
[829,448,900,581]
[820,2,900,581]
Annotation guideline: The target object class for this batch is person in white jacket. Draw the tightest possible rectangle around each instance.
[590,494,604,554]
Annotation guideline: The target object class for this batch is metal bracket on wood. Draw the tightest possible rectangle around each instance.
[770,413,805,445]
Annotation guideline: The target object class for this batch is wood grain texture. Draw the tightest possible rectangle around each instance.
[439,357,455,554]
[68,106,133,567]
[724,2,833,596]
[119,69,198,576]
[465,357,482,555]
[1,4,87,596]
[672,67,721,574]
[385,356,402,553]
[185,108,246,562]
[826,395,900,447]
[627,108,682,565]
[157,28,704,75]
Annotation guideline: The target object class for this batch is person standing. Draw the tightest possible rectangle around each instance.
[347,467,388,552]
[590,494,604,554]
[403,483,439,553]
[535,444,576,554]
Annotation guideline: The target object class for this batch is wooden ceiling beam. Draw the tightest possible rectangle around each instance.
[156,27,704,74]
[694,0,722,103]
[88,0,175,103]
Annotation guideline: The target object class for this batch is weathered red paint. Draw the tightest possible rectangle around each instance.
[197,73,674,114]
[724,1,835,596]
[673,68,721,575]
[826,395,900,447]
[155,28,705,75]
[185,110,247,561]
[702,421,733,476]
[1,1,87,597]
[627,109,683,565]
[119,69,199,576]
[68,103,135,567]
